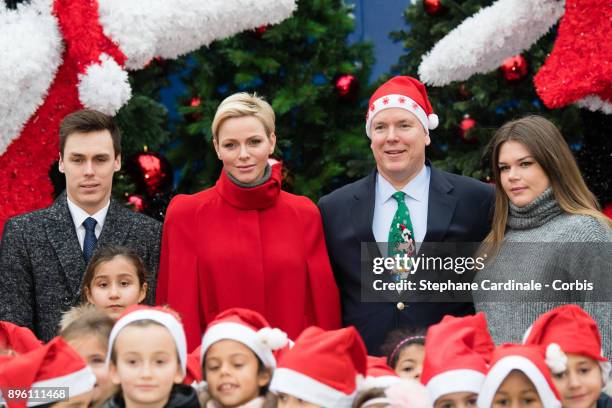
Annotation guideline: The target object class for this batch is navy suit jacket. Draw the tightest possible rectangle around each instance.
[318,164,494,354]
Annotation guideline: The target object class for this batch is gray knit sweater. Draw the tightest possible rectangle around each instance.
[474,188,612,358]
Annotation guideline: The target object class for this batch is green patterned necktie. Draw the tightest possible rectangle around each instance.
[388,191,416,259]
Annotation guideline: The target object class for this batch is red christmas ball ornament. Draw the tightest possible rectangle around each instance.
[500,55,528,81]
[334,74,359,100]
[127,194,144,212]
[253,25,270,38]
[423,0,444,15]
[126,151,173,196]
[459,114,477,142]
[190,97,201,107]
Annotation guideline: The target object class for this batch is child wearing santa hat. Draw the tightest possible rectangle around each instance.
[0,321,41,356]
[522,305,611,408]
[477,344,562,408]
[59,305,118,408]
[0,336,96,408]
[104,305,199,408]
[270,326,368,408]
[421,313,495,408]
[199,308,289,408]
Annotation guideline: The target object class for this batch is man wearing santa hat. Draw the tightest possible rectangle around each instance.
[318,76,494,354]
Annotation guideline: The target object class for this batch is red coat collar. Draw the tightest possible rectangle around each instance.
[216,162,282,210]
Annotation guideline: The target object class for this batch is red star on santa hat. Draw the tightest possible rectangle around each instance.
[399,97,406,103]
[383,97,390,104]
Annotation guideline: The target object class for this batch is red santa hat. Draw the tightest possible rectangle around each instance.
[200,308,289,369]
[365,76,439,138]
[0,322,42,355]
[0,337,96,408]
[270,326,368,408]
[477,345,561,408]
[522,304,610,382]
[421,313,494,402]
[362,356,403,390]
[106,305,187,374]
[183,345,203,386]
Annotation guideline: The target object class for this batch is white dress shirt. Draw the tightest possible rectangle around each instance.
[373,165,430,254]
[66,197,110,250]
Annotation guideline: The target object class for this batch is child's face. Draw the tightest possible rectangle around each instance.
[434,392,478,408]
[395,343,424,380]
[67,335,117,408]
[492,370,543,408]
[551,354,603,408]
[86,256,147,319]
[110,324,184,407]
[204,339,271,407]
[276,393,322,408]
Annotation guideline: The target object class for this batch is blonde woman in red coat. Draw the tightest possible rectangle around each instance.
[156,93,342,350]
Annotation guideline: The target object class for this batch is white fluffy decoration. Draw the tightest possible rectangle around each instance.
[257,327,289,350]
[418,0,565,86]
[77,53,132,115]
[0,0,63,155]
[98,0,297,70]
[545,343,568,374]
[575,96,612,115]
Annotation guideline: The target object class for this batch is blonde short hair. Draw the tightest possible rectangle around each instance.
[211,92,275,141]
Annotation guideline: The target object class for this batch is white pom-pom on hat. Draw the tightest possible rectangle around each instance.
[545,343,568,374]
[78,53,132,115]
[257,327,289,350]
[428,113,439,129]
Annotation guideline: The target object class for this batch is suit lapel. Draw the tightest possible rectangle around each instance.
[350,171,381,259]
[97,199,129,250]
[44,193,87,296]
[424,166,457,242]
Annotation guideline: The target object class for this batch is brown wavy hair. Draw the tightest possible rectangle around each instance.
[483,115,611,253]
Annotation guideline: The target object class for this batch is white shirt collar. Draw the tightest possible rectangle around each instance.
[377,164,430,203]
[66,196,110,229]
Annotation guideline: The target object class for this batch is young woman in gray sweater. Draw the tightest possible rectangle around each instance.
[473,115,612,358]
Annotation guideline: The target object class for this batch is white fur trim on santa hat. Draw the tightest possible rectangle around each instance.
[201,322,281,368]
[477,356,561,408]
[360,375,402,391]
[427,369,485,403]
[270,367,358,408]
[575,95,612,115]
[27,365,96,406]
[105,309,187,374]
[78,53,131,115]
[365,94,437,138]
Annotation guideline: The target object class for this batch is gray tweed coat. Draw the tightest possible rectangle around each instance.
[0,192,162,341]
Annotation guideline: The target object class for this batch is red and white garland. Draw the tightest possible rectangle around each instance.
[417,0,611,114]
[0,0,296,231]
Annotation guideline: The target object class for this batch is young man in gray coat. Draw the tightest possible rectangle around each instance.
[0,109,161,341]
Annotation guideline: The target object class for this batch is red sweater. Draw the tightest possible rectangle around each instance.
[156,164,341,351]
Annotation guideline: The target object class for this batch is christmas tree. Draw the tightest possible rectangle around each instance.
[162,0,374,200]
[390,0,610,206]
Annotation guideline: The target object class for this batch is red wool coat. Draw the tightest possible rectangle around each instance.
[156,164,342,351]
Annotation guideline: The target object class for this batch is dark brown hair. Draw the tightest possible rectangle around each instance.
[81,245,148,302]
[484,115,611,253]
[59,109,122,156]
[380,327,426,368]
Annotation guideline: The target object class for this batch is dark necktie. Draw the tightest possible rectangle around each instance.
[83,217,98,264]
